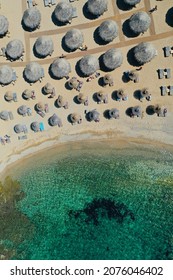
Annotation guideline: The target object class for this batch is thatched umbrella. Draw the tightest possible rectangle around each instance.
[18,105,27,116]
[5,39,24,60]
[154,105,162,115]
[56,95,66,107]
[22,7,41,30]
[0,65,14,85]
[128,70,139,82]
[36,102,44,111]
[79,55,99,76]
[64,29,84,51]
[134,42,157,65]
[77,93,87,104]
[70,113,82,124]
[88,110,100,122]
[31,121,40,132]
[102,48,123,70]
[96,91,105,102]
[109,108,119,119]
[24,62,44,83]
[68,77,78,89]
[4,91,13,102]
[87,0,108,16]
[132,106,142,117]
[117,89,125,99]
[34,36,54,57]
[98,20,118,42]
[124,0,141,6]
[129,12,151,34]
[49,113,62,127]
[43,82,54,94]
[0,111,9,120]
[0,15,9,36]
[103,74,113,86]
[54,2,73,24]
[140,88,150,98]
[50,58,71,78]
[14,124,24,133]
[23,89,34,99]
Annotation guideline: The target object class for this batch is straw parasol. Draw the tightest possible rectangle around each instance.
[103,74,113,85]
[109,108,119,119]
[36,102,44,111]
[18,105,27,116]
[0,111,9,120]
[102,48,123,70]
[31,121,40,132]
[5,39,24,60]
[56,95,66,107]
[154,104,162,114]
[96,91,105,102]
[49,113,62,126]
[88,110,100,121]
[132,105,142,117]
[14,124,24,134]
[22,7,41,30]
[24,62,44,83]
[117,89,124,99]
[77,93,87,104]
[98,20,118,42]
[54,2,73,23]
[43,82,54,94]
[0,65,14,85]
[134,42,157,65]
[50,58,71,78]
[128,70,139,82]
[79,55,99,76]
[140,88,150,98]
[68,77,78,89]
[129,12,151,34]
[70,113,82,124]
[124,0,141,6]
[87,0,108,16]
[64,29,84,51]
[23,89,34,99]
[34,36,54,57]
[4,91,13,102]
[0,15,9,36]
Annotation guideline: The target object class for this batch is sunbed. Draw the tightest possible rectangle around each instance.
[23,125,28,134]
[45,104,49,113]
[13,93,18,102]
[72,7,77,18]
[27,0,33,8]
[8,111,14,120]
[27,108,32,116]
[44,0,50,7]
[158,69,164,79]
[39,122,45,131]
[51,0,56,4]
[163,46,171,57]
[169,86,173,96]
[160,86,167,96]
[37,110,45,118]
[18,135,27,140]
[166,68,171,79]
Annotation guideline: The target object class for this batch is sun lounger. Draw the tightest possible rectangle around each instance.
[27,0,33,8]
[39,122,45,131]
[18,135,27,140]
[0,137,5,145]
[158,69,164,79]
[72,7,77,18]
[12,71,17,82]
[44,0,50,7]
[64,102,68,109]
[169,86,173,96]
[23,125,28,134]
[37,110,45,118]
[160,86,167,96]
[104,94,108,104]
[8,111,14,120]
[27,108,32,116]
[0,47,6,57]
[51,0,56,4]
[163,46,171,57]
[165,68,171,79]
[13,93,18,102]
[45,103,49,113]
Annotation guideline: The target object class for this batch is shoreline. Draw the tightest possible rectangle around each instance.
[1,129,173,181]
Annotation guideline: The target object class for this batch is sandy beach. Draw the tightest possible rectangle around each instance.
[0,0,173,176]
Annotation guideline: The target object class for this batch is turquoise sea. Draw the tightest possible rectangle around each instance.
[1,141,173,260]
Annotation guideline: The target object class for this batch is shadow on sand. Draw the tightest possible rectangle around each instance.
[122,19,139,38]
[166,7,173,27]
[116,0,133,11]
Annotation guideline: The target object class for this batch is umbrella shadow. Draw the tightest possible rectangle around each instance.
[85,112,92,122]
[61,36,73,53]
[83,2,98,20]
[122,19,139,38]
[116,0,133,11]
[103,109,110,119]
[112,90,119,101]
[99,54,113,72]
[22,93,29,100]
[98,77,105,87]
[146,105,155,115]
[54,100,60,109]
[51,12,67,27]
[41,87,48,96]
[21,19,36,32]
[75,60,85,77]
[92,92,99,103]
[126,107,133,117]
[65,81,73,90]
[133,90,141,100]
[67,114,73,124]
[122,72,130,83]
[93,27,109,45]
[166,7,173,27]
[127,47,141,67]
[73,95,81,104]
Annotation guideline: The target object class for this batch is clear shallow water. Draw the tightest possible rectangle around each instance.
[2,142,173,260]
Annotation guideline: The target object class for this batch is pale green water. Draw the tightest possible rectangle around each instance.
[1,142,173,259]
